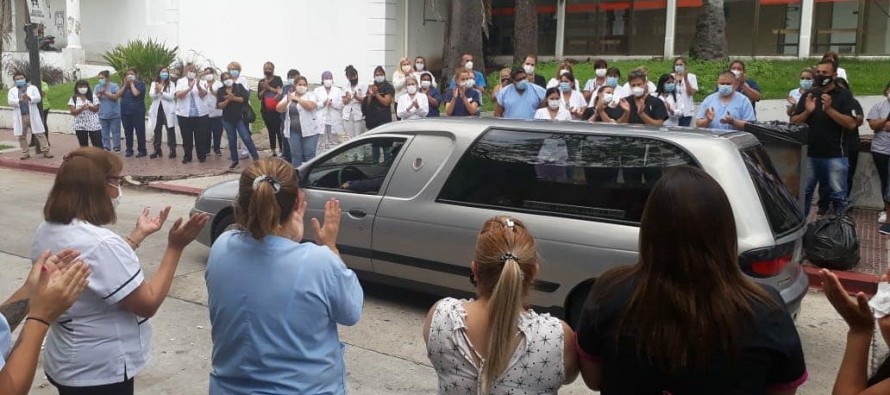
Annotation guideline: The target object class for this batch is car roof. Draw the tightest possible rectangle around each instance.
[366,118,760,148]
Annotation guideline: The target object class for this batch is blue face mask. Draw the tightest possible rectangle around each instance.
[159,72,169,80]
[15,79,26,88]
[606,77,618,87]
[515,80,527,91]
[559,82,571,92]
[664,83,676,93]
[229,69,240,78]
[674,65,685,73]
[799,79,813,90]
[98,78,106,86]
[718,84,733,96]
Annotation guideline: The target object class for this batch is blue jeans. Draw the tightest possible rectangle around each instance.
[122,114,147,154]
[805,157,849,217]
[222,119,258,163]
[289,133,319,167]
[100,117,121,151]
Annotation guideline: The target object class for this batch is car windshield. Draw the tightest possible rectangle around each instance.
[740,145,804,236]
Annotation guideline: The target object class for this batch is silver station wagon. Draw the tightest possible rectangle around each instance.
[191,119,809,324]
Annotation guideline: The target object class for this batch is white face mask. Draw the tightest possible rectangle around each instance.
[401,65,412,73]
[296,85,308,95]
[421,81,431,89]
[78,87,88,94]
[523,65,535,75]
[374,75,385,84]
[595,68,607,78]
[464,61,474,70]
[631,86,645,97]
[407,85,417,94]
[323,79,333,88]
[602,93,614,103]
[415,63,425,71]
[109,183,122,209]
[547,99,560,110]
[223,79,234,87]
[204,74,214,82]
[186,72,197,80]
[463,79,475,89]
[731,69,743,78]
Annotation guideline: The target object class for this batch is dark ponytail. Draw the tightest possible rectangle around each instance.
[235,158,300,240]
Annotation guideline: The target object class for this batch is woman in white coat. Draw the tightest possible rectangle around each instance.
[8,72,52,159]
[277,76,320,168]
[148,67,178,159]
[313,71,345,153]
[341,65,367,140]
[396,76,429,120]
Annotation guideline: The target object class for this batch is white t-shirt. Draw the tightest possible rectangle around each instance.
[672,73,698,117]
[658,93,680,126]
[837,67,848,82]
[205,80,224,118]
[559,90,587,120]
[787,88,805,109]
[534,107,572,121]
[0,314,10,371]
[31,220,149,387]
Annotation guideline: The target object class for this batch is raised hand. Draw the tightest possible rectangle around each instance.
[134,206,172,242]
[311,198,341,250]
[705,107,716,122]
[821,93,833,110]
[287,191,308,242]
[619,98,630,112]
[30,256,91,322]
[821,269,875,332]
[805,94,817,113]
[167,213,211,250]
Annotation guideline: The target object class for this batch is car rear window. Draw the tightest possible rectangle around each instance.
[740,145,805,236]
[437,128,697,224]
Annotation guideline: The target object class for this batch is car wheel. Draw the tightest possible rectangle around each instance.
[564,279,595,330]
[211,212,239,243]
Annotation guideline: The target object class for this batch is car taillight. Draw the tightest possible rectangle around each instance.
[739,242,796,278]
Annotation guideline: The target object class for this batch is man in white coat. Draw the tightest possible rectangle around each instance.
[7,72,52,159]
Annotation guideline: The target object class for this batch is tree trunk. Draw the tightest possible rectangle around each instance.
[689,0,728,60]
[0,0,13,87]
[442,0,484,85]
[512,0,537,65]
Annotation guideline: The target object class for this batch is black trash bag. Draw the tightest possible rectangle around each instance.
[803,215,860,271]
[742,121,809,146]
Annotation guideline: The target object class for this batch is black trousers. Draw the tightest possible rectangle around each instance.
[48,375,134,395]
[209,116,224,153]
[152,108,177,153]
[75,129,103,148]
[177,115,210,161]
[262,109,283,151]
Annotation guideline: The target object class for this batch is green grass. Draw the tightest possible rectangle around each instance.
[483,59,890,112]
[0,144,13,150]
[3,75,267,133]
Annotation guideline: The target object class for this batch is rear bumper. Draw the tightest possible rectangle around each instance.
[190,207,215,247]
[780,263,809,319]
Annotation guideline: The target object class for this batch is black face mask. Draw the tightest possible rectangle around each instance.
[814,74,833,87]
[264,71,273,77]
[348,78,358,85]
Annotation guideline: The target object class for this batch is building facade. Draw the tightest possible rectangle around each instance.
[487,0,890,58]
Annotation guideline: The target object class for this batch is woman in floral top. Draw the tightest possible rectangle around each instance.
[67,80,102,148]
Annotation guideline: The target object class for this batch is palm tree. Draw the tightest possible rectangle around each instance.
[690,0,728,60]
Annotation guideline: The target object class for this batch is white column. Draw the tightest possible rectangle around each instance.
[555,0,566,58]
[798,0,814,58]
[664,0,677,58]
[65,0,81,48]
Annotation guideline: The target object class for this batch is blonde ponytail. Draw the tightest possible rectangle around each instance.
[480,257,524,394]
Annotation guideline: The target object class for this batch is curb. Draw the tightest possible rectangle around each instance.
[804,265,881,295]
[0,156,59,175]
[144,182,202,196]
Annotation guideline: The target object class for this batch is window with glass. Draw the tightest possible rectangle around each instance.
[675,0,802,56]
[755,0,802,56]
[437,129,697,224]
[487,0,558,56]
[811,0,860,54]
[860,0,890,55]
[564,0,665,56]
[304,138,407,194]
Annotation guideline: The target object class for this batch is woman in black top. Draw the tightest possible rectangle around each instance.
[217,72,259,170]
[363,66,394,131]
[258,62,284,157]
[576,165,807,395]
[587,86,623,123]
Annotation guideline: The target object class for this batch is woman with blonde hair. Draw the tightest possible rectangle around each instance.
[32,147,208,394]
[206,158,363,394]
[424,216,578,394]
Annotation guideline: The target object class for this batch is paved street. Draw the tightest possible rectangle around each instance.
[0,167,881,394]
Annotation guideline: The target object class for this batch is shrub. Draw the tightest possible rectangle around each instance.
[102,38,178,83]
[1,56,66,85]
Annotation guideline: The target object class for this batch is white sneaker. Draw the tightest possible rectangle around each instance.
[880,211,887,224]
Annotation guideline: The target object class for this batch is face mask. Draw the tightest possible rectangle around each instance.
[675,65,685,73]
[731,69,742,78]
[603,93,614,103]
[98,78,106,86]
[286,78,295,86]
[631,86,645,97]
[230,69,240,78]
[799,79,813,90]
[78,87,88,94]
[606,77,618,87]
[407,85,417,94]
[263,71,273,77]
[160,72,169,80]
[296,85,308,95]
[204,74,214,81]
[127,75,136,81]
[223,79,234,87]
[186,72,197,80]
[814,74,833,87]
[415,62,425,71]
[515,80,527,91]
[463,79,475,89]
[523,65,535,75]
[402,65,412,73]
[718,84,734,96]
[374,75,385,84]
[559,82,571,92]
[548,99,560,110]
[464,61,474,70]
[323,79,333,88]
[15,79,25,87]
[421,81,431,89]
[348,78,358,85]
[109,184,122,209]
[664,83,676,93]
[595,68,607,78]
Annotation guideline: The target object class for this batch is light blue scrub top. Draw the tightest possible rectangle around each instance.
[695,91,756,130]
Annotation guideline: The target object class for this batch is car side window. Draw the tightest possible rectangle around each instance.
[437,129,696,224]
[304,137,407,194]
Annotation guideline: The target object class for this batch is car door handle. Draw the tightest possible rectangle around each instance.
[348,208,367,218]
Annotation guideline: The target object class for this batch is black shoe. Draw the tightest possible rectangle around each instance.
[169,152,177,159]
[150,151,161,159]
[228,162,238,170]
[880,224,890,235]
[125,151,134,157]
[198,157,206,163]
[135,152,147,158]
[182,158,192,164]
[215,150,222,156]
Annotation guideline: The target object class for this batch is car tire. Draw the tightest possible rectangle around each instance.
[564,279,595,330]
[211,212,239,244]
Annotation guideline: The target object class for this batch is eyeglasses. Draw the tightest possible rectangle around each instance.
[107,176,123,187]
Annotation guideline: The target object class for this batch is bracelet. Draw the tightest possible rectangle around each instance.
[126,236,140,249]
[26,317,51,327]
